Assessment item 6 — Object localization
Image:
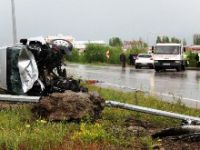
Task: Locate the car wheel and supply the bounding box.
[155,67,160,72]
[135,65,140,69]
[181,65,185,71]
[176,66,181,72]
[150,65,154,69]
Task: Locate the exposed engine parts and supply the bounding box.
[0,37,87,96]
[21,38,88,96]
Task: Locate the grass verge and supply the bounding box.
[0,85,200,149]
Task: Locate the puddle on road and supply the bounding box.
[66,64,200,108]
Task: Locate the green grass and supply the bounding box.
[0,106,80,150]
[87,85,200,126]
[1,85,200,149]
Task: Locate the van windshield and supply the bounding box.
[154,46,180,54]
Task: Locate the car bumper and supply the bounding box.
[154,60,182,69]
[135,63,154,67]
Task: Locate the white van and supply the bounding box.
[153,43,186,72]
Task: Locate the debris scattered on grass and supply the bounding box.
[152,125,200,142]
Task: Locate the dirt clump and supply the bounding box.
[161,139,200,150]
[31,90,105,121]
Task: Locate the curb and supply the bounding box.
[186,67,200,70]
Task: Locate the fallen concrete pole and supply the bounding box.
[181,125,200,132]
[106,101,200,124]
[0,94,40,103]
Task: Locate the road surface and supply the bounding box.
[66,64,200,108]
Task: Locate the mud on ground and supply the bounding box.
[123,117,200,150]
[31,90,105,121]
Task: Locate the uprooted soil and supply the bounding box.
[161,140,200,150]
[124,118,200,150]
[31,90,105,121]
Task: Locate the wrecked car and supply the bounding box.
[0,37,87,96]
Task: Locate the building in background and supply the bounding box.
[122,40,148,52]
[185,45,200,53]
[122,41,133,51]
[46,34,75,43]
[73,40,106,52]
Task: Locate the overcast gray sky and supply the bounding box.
[1,0,200,46]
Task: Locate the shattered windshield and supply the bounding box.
[154,46,180,54]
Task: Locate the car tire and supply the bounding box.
[155,67,160,72]
[181,65,185,71]
[135,65,140,69]
[176,66,181,72]
[150,65,154,69]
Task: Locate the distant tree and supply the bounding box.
[156,36,181,43]
[109,37,123,47]
[171,37,181,43]
[138,38,148,48]
[193,34,200,45]
[162,36,170,43]
[84,44,107,63]
[124,39,148,55]
[156,36,162,43]
[83,43,121,64]
[131,40,148,50]
[182,38,187,46]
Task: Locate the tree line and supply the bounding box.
[66,37,148,64]
[66,34,200,66]
[156,36,183,44]
[156,34,200,45]
[193,34,200,45]
[110,34,200,46]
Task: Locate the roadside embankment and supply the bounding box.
[1,85,200,149]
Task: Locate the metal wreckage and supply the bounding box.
[1,37,200,141]
[0,37,87,97]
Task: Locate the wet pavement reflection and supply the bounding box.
[66,64,200,107]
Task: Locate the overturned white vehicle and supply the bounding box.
[0,37,86,96]
[0,44,39,94]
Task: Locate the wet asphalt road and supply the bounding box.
[66,64,200,108]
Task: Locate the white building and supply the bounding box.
[46,34,75,43]
[73,40,106,52]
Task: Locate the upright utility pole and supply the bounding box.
[11,0,17,44]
